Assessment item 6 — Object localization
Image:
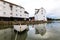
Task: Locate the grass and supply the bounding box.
[0,20,53,29]
[0,21,52,25]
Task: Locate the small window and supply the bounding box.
[3,2,5,4]
[16,14,18,16]
[43,16,45,17]
[20,11,22,12]
[10,5,12,10]
[20,15,22,16]
[4,12,6,14]
[10,13,12,15]
[16,10,17,11]
[41,10,43,12]
[3,6,5,8]
[41,13,43,14]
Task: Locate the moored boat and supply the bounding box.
[13,24,28,32]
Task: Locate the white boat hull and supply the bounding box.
[13,25,28,32]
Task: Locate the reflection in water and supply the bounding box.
[0,28,28,40]
[0,21,60,40]
[0,28,14,40]
[26,21,60,40]
[35,24,46,36]
[20,31,27,40]
[14,30,28,40]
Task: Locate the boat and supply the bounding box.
[13,24,28,32]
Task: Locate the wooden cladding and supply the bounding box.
[0,0,24,9]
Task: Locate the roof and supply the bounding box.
[35,7,46,15]
[0,0,24,9]
[35,9,40,15]
[24,11,29,14]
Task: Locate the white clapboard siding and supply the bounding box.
[0,11,4,17]
[35,7,47,21]
[0,1,4,5]
[25,14,29,18]
[16,7,21,17]
[20,8,25,18]
[12,6,17,17]
[0,1,29,19]
[3,4,11,17]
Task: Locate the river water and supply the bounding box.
[0,21,60,40]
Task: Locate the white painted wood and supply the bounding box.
[13,25,28,32]
[35,7,47,21]
[0,1,29,19]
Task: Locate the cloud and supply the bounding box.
[5,0,60,18]
[47,7,60,19]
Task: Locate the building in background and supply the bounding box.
[29,17,35,21]
[0,0,29,21]
[24,11,29,21]
[34,7,47,21]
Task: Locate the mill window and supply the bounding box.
[4,12,6,14]
[10,13,12,15]
[16,14,18,16]
[20,11,22,12]
[3,2,5,4]
[43,16,45,17]
[41,13,43,14]
[20,15,22,16]
[10,5,12,10]
[16,10,17,12]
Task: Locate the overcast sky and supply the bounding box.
[5,0,60,19]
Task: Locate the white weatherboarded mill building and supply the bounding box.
[35,7,47,21]
[0,0,29,21]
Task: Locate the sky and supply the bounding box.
[5,0,60,19]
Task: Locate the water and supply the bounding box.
[0,21,60,40]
